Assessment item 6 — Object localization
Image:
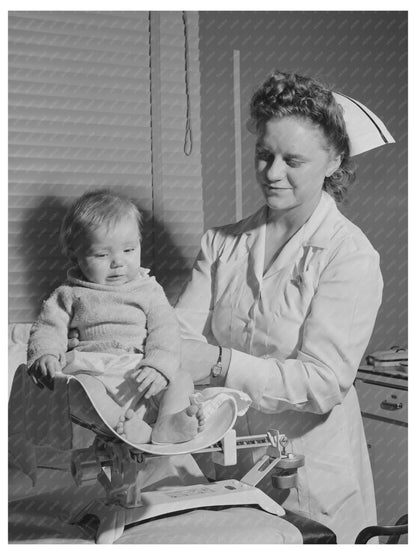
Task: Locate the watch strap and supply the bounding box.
[211,346,223,378]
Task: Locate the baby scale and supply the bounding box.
[70,427,305,543]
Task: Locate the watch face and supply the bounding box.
[211,363,222,377]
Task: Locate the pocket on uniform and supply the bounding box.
[271,266,315,319]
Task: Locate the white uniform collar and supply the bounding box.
[244,191,338,246]
[241,192,339,280]
[300,191,339,249]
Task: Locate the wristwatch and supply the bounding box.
[211,346,223,378]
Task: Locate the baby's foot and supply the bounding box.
[151,404,200,444]
[193,402,207,431]
[191,393,231,432]
[115,408,152,445]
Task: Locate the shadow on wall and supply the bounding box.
[150,217,193,305]
[21,194,188,314]
[21,196,70,307]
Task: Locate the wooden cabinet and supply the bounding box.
[355,368,408,541]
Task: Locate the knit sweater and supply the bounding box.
[27,268,180,382]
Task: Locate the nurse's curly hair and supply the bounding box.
[249,71,356,203]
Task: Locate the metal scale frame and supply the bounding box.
[70,428,305,543]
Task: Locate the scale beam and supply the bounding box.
[70,428,304,543]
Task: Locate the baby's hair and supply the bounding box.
[60,189,142,258]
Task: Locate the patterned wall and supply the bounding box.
[199,11,407,354]
[8,12,203,320]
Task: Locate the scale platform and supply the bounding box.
[72,479,285,543]
[70,429,302,543]
[137,479,285,521]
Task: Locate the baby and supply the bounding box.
[27,190,205,446]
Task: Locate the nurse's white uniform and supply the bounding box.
[176,191,383,543]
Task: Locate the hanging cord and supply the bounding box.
[182,11,193,156]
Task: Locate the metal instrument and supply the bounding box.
[70,428,304,543]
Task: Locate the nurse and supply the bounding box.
[176,70,392,543]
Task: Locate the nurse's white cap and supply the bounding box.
[332,92,395,156]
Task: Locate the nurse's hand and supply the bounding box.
[67,328,80,351]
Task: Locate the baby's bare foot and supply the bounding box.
[151,406,199,444]
[187,402,206,431]
[191,393,230,432]
[115,408,152,445]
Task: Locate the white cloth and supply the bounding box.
[191,386,252,416]
[64,350,144,407]
[176,191,383,543]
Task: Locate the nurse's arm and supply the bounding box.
[225,247,383,415]
[175,228,218,345]
[180,339,231,383]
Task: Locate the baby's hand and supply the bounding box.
[29,355,61,390]
[67,328,80,351]
[135,366,168,399]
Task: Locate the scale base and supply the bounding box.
[71,479,285,544]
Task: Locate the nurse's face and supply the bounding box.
[255,116,340,215]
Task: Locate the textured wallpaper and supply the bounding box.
[199,11,407,354]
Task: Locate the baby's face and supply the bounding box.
[75,217,141,286]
